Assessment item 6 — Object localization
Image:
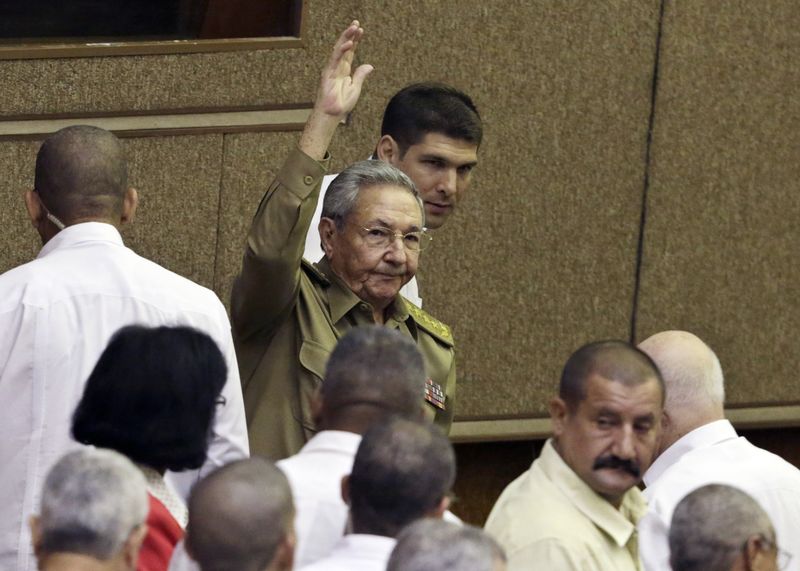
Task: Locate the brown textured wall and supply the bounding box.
[636,1,800,406]
[1,1,799,428]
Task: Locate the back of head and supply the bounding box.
[72,325,227,472]
[34,125,128,223]
[36,448,148,560]
[348,417,456,537]
[559,340,665,411]
[186,458,294,571]
[669,484,775,571]
[387,519,506,571]
[381,82,483,155]
[638,330,725,423]
[321,326,426,430]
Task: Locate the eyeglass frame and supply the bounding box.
[355,225,433,252]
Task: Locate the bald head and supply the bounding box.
[639,331,724,449]
[34,125,128,224]
[559,340,664,412]
[186,458,294,571]
[320,326,426,432]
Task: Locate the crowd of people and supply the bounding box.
[1,20,798,571]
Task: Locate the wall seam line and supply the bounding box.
[212,133,228,297]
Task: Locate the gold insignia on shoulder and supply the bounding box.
[406,303,453,345]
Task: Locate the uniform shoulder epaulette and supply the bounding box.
[405,301,454,346]
[301,259,330,286]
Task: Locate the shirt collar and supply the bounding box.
[643,419,737,487]
[314,257,410,325]
[336,534,396,560]
[538,438,646,548]
[37,222,124,259]
[299,430,362,457]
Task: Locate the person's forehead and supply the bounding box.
[579,373,662,416]
[408,132,479,164]
[352,184,422,226]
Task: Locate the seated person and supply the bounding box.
[30,448,149,571]
[184,458,295,571]
[72,325,228,571]
[387,519,506,571]
[669,484,785,571]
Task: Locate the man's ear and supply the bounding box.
[319,217,338,259]
[549,397,569,438]
[376,135,401,166]
[340,475,351,505]
[428,495,450,520]
[24,189,45,228]
[121,187,138,225]
[123,524,147,570]
[29,515,42,560]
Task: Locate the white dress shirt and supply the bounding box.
[299,534,396,571]
[0,223,248,571]
[277,430,362,568]
[303,173,422,307]
[639,419,800,571]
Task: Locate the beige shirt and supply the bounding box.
[485,439,647,571]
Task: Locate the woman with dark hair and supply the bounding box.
[72,324,227,571]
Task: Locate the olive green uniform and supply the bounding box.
[231,148,456,460]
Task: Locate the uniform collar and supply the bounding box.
[37,222,124,259]
[643,419,737,487]
[538,438,646,548]
[314,257,410,325]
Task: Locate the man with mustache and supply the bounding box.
[231,21,456,460]
[485,340,664,570]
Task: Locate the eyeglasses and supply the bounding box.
[358,226,433,252]
[744,535,792,570]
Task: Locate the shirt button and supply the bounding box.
[303,175,314,185]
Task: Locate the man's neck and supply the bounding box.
[40,552,120,571]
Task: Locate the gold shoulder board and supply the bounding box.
[405,301,454,346]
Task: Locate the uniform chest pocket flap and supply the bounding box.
[299,339,331,383]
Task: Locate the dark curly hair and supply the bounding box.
[72,325,227,472]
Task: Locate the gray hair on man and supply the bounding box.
[322,159,424,229]
[387,519,507,571]
[669,484,777,571]
[32,448,148,560]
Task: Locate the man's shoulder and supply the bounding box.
[404,302,454,346]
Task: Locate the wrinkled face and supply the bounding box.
[388,133,478,230]
[551,373,662,506]
[325,184,422,310]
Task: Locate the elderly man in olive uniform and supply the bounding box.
[231,22,456,460]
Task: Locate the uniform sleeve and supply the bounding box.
[230,148,329,340]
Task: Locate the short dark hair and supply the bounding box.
[348,418,456,537]
[560,340,664,411]
[72,325,227,472]
[381,83,482,155]
[186,458,294,571]
[323,326,426,421]
[34,125,128,222]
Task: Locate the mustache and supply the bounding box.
[592,455,641,478]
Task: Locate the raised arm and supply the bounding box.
[231,21,372,339]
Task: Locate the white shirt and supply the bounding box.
[303,173,422,307]
[299,534,396,571]
[277,430,362,568]
[0,223,248,571]
[639,420,800,571]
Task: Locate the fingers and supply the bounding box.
[351,63,374,91]
[327,21,362,70]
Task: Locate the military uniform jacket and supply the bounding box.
[231,148,456,460]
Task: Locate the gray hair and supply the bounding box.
[669,484,775,571]
[38,448,148,559]
[322,160,424,230]
[387,519,506,571]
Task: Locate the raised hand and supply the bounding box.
[300,20,374,160]
[315,20,374,118]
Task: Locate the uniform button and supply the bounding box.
[303,175,314,185]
